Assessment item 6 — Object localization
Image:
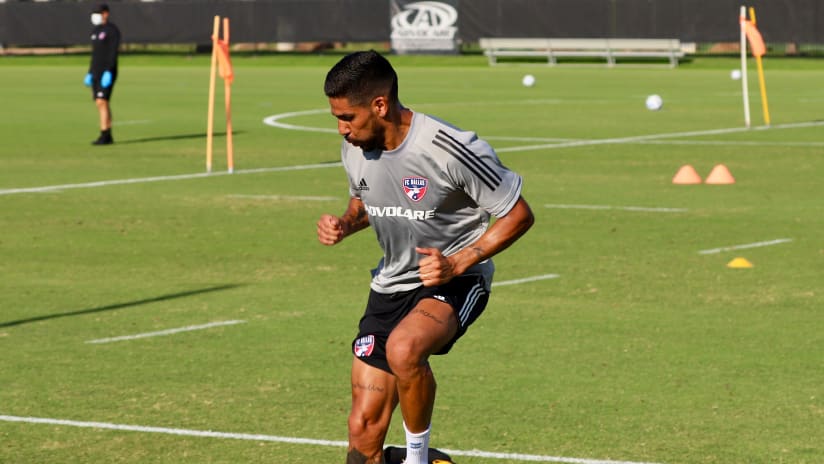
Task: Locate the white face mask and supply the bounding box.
[91,13,104,26]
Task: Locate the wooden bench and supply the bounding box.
[479,38,685,67]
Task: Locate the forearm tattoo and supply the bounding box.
[470,246,485,261]
[343,204,369,233]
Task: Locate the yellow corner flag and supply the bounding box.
[747,7,770,126]
[737,6,770,127]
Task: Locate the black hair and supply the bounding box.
[323,50,398,107]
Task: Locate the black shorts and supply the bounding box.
[91,82,115,101]
[351,274,490,374]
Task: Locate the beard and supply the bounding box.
[347,127,385,153]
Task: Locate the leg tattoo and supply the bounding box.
[346,448,383,464]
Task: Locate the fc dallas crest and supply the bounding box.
[402,176,428,202]
[354,335,375,358]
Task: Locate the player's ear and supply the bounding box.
[372,96,388,117]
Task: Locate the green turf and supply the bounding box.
[1,53,822,464]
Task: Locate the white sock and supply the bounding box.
[403,422,430,464]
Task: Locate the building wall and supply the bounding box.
[0,0,820,47]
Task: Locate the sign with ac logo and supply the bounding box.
[390,1,458,54]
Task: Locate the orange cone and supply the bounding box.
[705,164,735,184]
[672,164,702,184]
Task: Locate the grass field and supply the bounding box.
[1,52,823,464]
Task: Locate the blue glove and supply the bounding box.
[101,70,113,89]
[84,72,93,87]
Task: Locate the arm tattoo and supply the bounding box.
[353,205,368,227]
[470,246,485,261]
[342,204,369,234]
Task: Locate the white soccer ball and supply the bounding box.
[522,74,536,87]
[730,69,742,80]
[645,94,663,111]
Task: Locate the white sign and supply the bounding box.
[391,1,458,53]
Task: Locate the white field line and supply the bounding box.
[84,279,550,337]
[4,118,821,198]
[263,110,824,154]
[413,98,570,108]
[0,415,347,447]
[442,448,662,464]
[493,274,560,287]
[0,163,342,196]
[0,415,662,464]
[262,109,338,134]
[638,140,824,147]
[85,320,246,344]
[261,101,575,134]
[495,120,824,153]
[113,119,151,126]
[698,238,793,255]
[227,194,338,201]
[545,204,687,213]
[485,136,578,143]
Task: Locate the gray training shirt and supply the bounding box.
[341,111,523,294]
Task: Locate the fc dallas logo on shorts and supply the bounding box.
[402,177,428,202]
[354,335,375,357]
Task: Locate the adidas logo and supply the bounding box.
[356,178,370,191]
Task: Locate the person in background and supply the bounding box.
[84,3,120,145]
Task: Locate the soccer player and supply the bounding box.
[317,50,535,464]
[84,3,120,145]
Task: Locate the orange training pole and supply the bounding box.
[206,16,220,173]
[223,17,234,173]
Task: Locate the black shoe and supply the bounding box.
[384,446,455,464]
[92,129,114,145]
